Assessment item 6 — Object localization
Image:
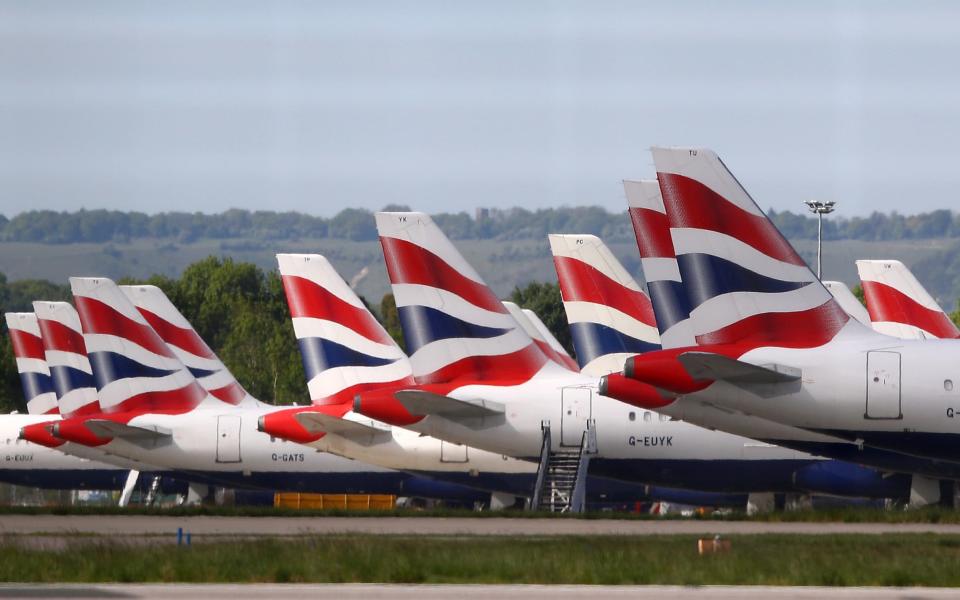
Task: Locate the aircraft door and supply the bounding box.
[440,440,468,463]
[561,387,592,447]
[865,351,902,419]
[216,415,242,463]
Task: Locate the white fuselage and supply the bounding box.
[663,321,960,465]
[390,365,819,480]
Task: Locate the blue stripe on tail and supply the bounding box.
[677,253,812,311]
[569,321,660,368]
[87,351,178,390]
[49,365,94,397]
[398,305,511,353]
[297,337,398,381]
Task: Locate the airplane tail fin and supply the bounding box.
[856,259,959,339]
[822,281,871,326]
[70,277,206,415]
[375,212,547,384]
[120,284,255,406]
[520,308,579,372]
[624,179,696,348]
[277,253,415,405]
[4,312,59,415]
[650,147,850,349]
[501,301,578,372]
[32,301,99,417]
[548,234,661,376]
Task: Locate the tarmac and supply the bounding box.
[1,515,960,538]
[0,584,957,599]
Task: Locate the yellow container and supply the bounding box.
[274,492,395,511]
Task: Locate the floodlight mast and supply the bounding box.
[803,200,836,279]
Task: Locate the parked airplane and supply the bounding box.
[351,211,909,503]
[4,311,163,495]
[607,177,960,505]
[548,232,914,502]
[618,147,960,468]
[857,260,960,340]
[36,277,487,500]
[258,254,742,507]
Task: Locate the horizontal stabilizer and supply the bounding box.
[678,352,801,385]
[394,390,505,421]
[294,412,392,446]
[83,420,172,442]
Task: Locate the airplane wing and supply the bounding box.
[678,352,801,385]
[394,390,505,422]
[294,412,392,446]
[83,420,172,448]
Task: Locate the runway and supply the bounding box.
[0,584,957,600]
[1,515,960,537]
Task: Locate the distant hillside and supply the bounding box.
[1,206,958,244]
[1,206,959,310]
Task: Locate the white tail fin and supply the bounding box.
[856,259,959,339]
[32,301,99,417]
[4,312,59,415]
[375,211,548,384]
[277,253,415,404]
[548,233,660,376]
[120,285,256,406]
[650,147,850,350]
[821,281,871,326]
[70,277,207,415]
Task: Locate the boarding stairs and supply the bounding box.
[531,420,597,513]
[143,475,162,506]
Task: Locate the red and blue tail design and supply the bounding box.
[651,148,849,350]
[5,312,59,415]
[502,301,578,372]
[120,285,255,406]
[277,253,414,405]
[624,179,696,349]
[375,212,548,384]
[857,260,960,340]
[32,301,99,417]
[548,234,661,376]
[71,277,206,415]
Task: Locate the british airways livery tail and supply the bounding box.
[520,308,579,372]
[277,253,415,405]
[856,260,960,340]
[375,212,548,384]
[624,179,696,349]
[32,301,99,417]
[548,234,660,376]
[5,313,59,415]
[651,147,850,350]
[501,301,578,372]
[70,277,207,416]
[120,285,257,407]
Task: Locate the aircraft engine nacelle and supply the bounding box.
[792,461,911,501]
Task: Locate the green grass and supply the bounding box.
[1,534,960,585]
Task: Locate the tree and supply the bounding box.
[379,293,405,350]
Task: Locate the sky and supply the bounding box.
[2,1,960,218]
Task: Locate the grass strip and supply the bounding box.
[0,534,959,586]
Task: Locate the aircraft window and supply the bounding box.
[946,380,954,392]
[628,412,636,422]
[643,412,652,423]
[659,413,669,422]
